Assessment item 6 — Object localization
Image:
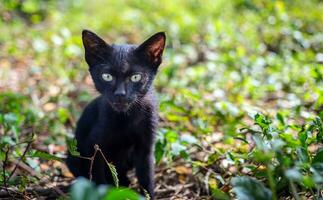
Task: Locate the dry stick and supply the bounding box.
[10,160,40,178]
[78,144,118,187]
[7,139,33,181]
[88,145,99,182]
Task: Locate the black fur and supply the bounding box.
[66,30,166,199]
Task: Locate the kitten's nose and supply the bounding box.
[114,83,126,96]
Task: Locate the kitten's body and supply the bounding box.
[66,30,166,199]
[67,91,157,194]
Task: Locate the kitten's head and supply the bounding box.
[82,30,166,112]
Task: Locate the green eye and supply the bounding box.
[102,73,113,81]
[130,74,142,82]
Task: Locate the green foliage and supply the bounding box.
[67,140,119,188]
[66,137,80,156]
[70,178,141,200]
[31,150,63,162]
[0,92,67,192]
[211,188,230,200]
[105,187,141,200]
[234,113,323,199]
[232,176,272,200]
[155,128,198,163]
[106,161,119,188]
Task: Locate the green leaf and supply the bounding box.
[0,150,5,161]
[57,107,70,123]
[231,176,272,200]
[104,188,141,200]
[310,117,323,142]
[284,168,302,181]
[313,148,323,164]
[32,150,63,162]
[171,142,186,156]
[311,163,323,184]
[212,188,230,200]
[107,162,119,188]
[180,134,197,144]
[154,140,165,164]
[70,177,108,200]
[296,147,309,163]
[298,130,307,147]
[301,175,315,188]
[254,113,271,131]
[280,133,301,148]
[276,112,285,126]
[165,129,178,143]
[66,137,80,156]
[155,130,166,163]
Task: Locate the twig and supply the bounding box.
[96,145,108,166]
[8,138,34,148]
[10,160,40,179]
[7,138,33,181]
[2,147,10,193]
[88,145,99,181]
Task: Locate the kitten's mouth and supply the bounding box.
[112,102,130,112]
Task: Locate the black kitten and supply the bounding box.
[66,30,166,199]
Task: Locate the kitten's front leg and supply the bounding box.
[134,146,155,199]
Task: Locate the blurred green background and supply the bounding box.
[0,0,322,199]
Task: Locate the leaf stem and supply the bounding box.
[289,180,300,200]
[266,164,277,200]
[7,134,33,182]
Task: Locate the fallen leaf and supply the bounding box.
[175,166,192,175]
[43,103,56,112]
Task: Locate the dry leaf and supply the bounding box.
[43,103,56,111]
[175,166,192,175]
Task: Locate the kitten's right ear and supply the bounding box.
[82,30,112,66]
[82,30,110,52]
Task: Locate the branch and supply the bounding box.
[7,137,33,181]
[88,145,99,181]
[75,144,118,187]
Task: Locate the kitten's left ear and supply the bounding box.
[136,32,166,66]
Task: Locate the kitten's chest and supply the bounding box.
[101,115,146,147]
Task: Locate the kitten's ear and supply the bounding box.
[82,30,111,66]
[136,32,166,66]
[82,29,109,51]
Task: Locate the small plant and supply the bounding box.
[70,177,141,200]
[0,92,63,196]
[66,139,143,199]
[232,113,323,199]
